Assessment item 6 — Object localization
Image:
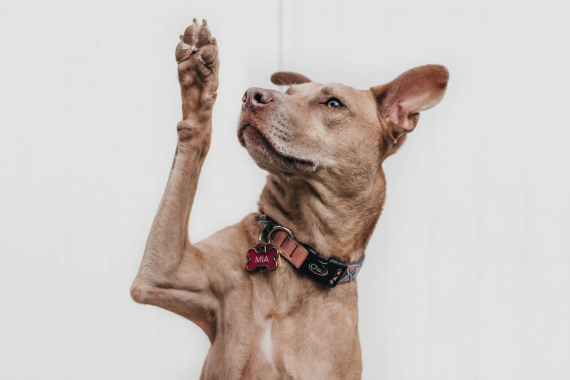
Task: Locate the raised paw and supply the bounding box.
[175,19,219,90]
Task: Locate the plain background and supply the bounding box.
[1,0,570,379]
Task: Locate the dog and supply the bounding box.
[131,19,449,379]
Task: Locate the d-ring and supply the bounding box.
[267,226,293,244]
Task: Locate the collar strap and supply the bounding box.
[260,215,365,288]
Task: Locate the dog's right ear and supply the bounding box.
[271,72,312,86]
[370,65,449,144]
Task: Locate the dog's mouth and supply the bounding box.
[238,122,315,170]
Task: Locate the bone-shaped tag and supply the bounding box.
[245,243,279,272]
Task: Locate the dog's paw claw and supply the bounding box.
[176,18,214,64]
[181,19,199,46]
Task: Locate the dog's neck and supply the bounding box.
[258,171,386,263]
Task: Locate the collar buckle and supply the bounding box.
[298,245,346,288]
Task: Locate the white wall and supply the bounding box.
[1,0,569,379]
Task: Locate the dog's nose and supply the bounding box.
[242,87,274,111]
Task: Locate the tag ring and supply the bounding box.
[258,234,269,245]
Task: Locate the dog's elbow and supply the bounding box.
[130,280,151,305]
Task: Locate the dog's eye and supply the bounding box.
[326,98,342,108]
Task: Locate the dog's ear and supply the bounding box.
[370,65,449,143]
[271,72,312,86]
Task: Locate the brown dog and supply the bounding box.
[131,19,448,379]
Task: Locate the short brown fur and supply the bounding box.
[131,20,449,379]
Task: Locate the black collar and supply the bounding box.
[259,215,365,287]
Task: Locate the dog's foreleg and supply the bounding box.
[130,20,220,341]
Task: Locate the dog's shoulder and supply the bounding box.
[192,212,260,286]
[195,212,260,253]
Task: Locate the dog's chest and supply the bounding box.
[203,272,361,379]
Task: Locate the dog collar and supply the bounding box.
[246,214,365,288]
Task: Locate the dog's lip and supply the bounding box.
[238,121,315,169]
[237,121,252,148]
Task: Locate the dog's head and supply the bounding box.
[238,65,448,188]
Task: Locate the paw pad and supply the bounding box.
[175,18,216,65]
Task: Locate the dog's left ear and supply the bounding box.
[370,65,449,143]
[271,72,312,86]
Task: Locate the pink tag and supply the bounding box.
[245,243,279,271]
